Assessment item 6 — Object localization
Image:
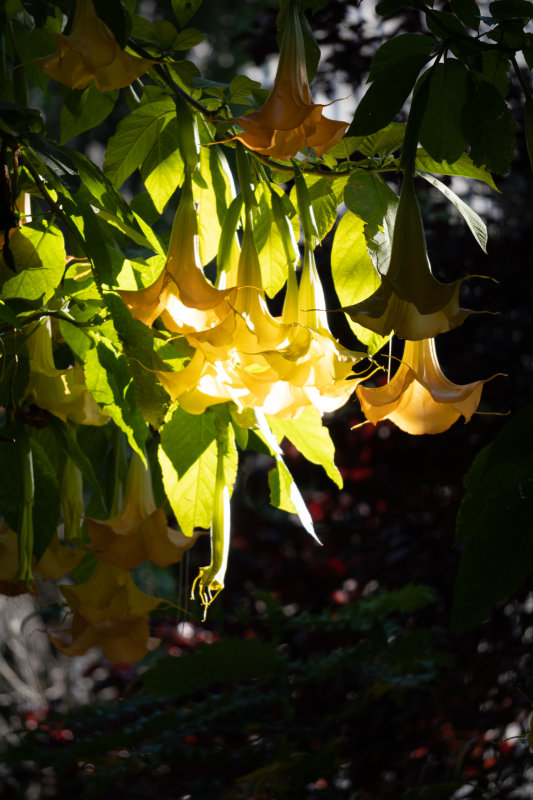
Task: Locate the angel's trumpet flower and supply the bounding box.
[50,562,161,662]
[24,319,108,426]
[230,0,347,161]
[35,0,154,91]
[356,337,495,435]
[87,451,203,570]
[120,175,237,337]
[342,175,475,340]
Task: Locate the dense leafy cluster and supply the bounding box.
[0,0,532,664]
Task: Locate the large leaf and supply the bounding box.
[60,85,118,144]
[254,184,298,298]
[418,172,488,251]
[462,80,516,174]
[140,116,185,213]
[26,133,81,194]
[419,59,469,164]
[350,53,432,136]
[368,33,435,80]
[344,171,399,276]
[452,405,533,633]
[414,150,499,190]
[192,145,233,266]
[267,407,342,488]
[141,637,284,698]
[159,405,237,536]
[331,210,387,354]
[103,98,175,188]
[1,223,66,304]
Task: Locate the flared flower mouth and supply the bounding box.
[356,337,497,435]
[24,319,109,426]
[228,0,347,161]
[35,0,154,91]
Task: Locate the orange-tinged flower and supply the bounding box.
[24,319,109,426]
[120,176,238,335]
[86,452,203,570]
[230,0,348,161]
[343,175,474,340]
[51,561,161,662]
[35,0,155,91]
[356,337,493,435]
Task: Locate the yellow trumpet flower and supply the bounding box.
[230,0,347,161]
[51,562,161,662]
[356,337,493,435]
[86,451,203,570]
[35,0,154,91]
[24,319,108,426]
[120,176,237,335]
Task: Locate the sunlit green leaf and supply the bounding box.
[1,223,66,304]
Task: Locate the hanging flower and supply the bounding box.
[86,451,204,570]
[35,0,154,91]
[50,562,161,662]
[24,319,109,426]
[356,337,495,435]
[229,0,347,161]
[120,175,238,336]
[342,174,475,340]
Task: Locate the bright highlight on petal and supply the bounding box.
[35,0,154,91]
[24,319,109,426]
[230,0,348,161]
[356,337,494,435]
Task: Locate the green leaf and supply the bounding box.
[174,27,205,49]
[60,85,118,144]
[84,338,147,459]
[28,436,61,561]
[414,150,499,190]
[451,0,481,29]
[47,417,100,489]
[418,172,488,251]
[141,637,284,698]
[350,54,431,136]
[171,0,203,27]
[357,122,406,157]
[254,411,319,543]
[140,116,185,213]
[0,332,29,411]
[267,407,342,488]
[344,171,399,276]
[462,80,516,174]
[192,144,233,266]
[489,0,533,19]
[25,133,81,194]
[1,223,66,304]
[369,34,435,81]
[158,406,218,536]
[331,210,387,354]
[452,405,533,632]
[103,98,175,188]
[419,60,469,164]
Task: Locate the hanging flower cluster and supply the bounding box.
[0,0,503,662]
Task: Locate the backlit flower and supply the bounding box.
[24,319,109,426]
[35,531,85,581]
[35,0,154,91]
[356,337,493,434]
[120,175,237,335]
[51,562,161,662]
[343,175,474,340]
[230,0,348,161]
[87,451,203,570]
